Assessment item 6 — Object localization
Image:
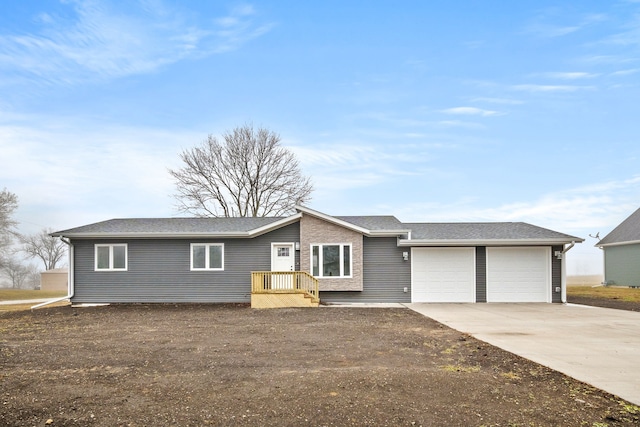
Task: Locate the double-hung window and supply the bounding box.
[191,243,224,271]
[311,244,352,278]
[95,244,127,271]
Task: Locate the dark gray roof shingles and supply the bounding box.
[335,215,406,231]
[597,207,640,245]
[53,217,287,235]
[52,215,581,243]
[404,222,581,241]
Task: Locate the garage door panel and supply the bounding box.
[412,247,475,303]
[487,247,550,303]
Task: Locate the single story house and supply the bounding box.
[51,205,583,306]
[597,207,640,287]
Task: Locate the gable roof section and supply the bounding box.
[51,214,301,239]
[597,207,640,247]
[400,222,583,246]
[295,205,410,237]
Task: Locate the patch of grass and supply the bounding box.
[441,364,480,373]
[500,372,521,380]
[621,402,640,414]
[0,289,67,301]
[0,301,69,313]
[567,286,640,303]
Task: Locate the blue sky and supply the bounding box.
[2,0,640,275]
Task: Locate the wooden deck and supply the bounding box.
[251,271,319,308]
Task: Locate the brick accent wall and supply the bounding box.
[300,214,363,291]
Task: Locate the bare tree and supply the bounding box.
[21,228,67,271]
[2,257,31,289]
[169,124,313,217]
[0,189,18,268]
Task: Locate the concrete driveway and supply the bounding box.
[406,303,640,406]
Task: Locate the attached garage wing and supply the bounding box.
[486,247,551,303]
[411,247,475,303]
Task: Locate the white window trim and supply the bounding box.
[310,243,353,278]
[190,243,225,271]
[94,244,128,271]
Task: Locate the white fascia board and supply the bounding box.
[295,205,370,234]
[398,238,582,247]
[597,239,640,248]
[56,232,253,239]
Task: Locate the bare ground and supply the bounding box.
[1,304,639,427]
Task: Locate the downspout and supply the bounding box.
[560,241,576,304]
[31,237,74,310]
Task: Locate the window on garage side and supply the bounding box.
[191,243,224,271]
[95,244,127,271]
[311,244,352,278]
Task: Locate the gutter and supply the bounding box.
[559,241,576,304]
[32,237,74,310]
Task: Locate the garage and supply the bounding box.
[411,247,475,302]
[486,247,550,302]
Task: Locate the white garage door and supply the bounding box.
[486,247,550,302]
[412,247,475,303]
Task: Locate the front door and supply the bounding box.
[271,243,295,289]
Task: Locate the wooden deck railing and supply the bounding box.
[251,271,319,303]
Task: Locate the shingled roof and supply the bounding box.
[597,207,640,246]
[396,221,582,246]
[335,215,406,231]
[51,208,582,245]
[51,217,294,238]
[405,222,580,241]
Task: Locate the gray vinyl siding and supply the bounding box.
[70,223,300,303]
[475,247,487,302]
[604,243,640,288]
[551,245,562,303]
[320,237,411,303]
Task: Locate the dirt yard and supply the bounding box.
[1,305,638,427]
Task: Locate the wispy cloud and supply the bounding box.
[471,97,525,105]
[396,176,640,233]
[524,12,607,38]
[536,72,600,79]
[440,107,501,117]
[610,68,640,76]
[0,1,274,85]
[287,141,449,195]
[511,84,595,93]
[0,117,204,230]
[435,120,485,129]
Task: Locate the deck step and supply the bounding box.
[251,292,319,308]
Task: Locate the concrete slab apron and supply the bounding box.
[405,303,640,406]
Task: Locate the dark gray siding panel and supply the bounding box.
[320,237,411,303]
[604,244,640,287]
[475,246,487,302]
[71,223,300,303]
[551,245,562,303]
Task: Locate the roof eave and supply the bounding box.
[367,229,412,237]
[295,205,371,234]
[398,238,583,247]
[51,231,254,239]
[597,239,640,248]
[246,213,302,237]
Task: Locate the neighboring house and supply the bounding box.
[597,207,640,287]
[40,268,68,292]
[50,205,583,306]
